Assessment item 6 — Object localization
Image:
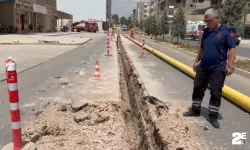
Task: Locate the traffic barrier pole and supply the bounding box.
[124,34,250,113]
[105,33,112,56]
[139,39,145,58]
[7,61,22,150]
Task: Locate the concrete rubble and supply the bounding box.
[22,100,132,150]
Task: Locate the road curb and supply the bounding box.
[47,32,82,36]
[0,38,92,82]
[124,34,250,113]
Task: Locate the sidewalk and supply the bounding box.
[121,36,250,150]
[240,39,250,48]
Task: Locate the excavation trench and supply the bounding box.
[117,34,168,150]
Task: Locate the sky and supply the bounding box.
[57,0,149,21]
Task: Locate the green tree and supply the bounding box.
[120,16,127,25]
[160,11,169,40]
[112,14,119,24]
[150,16,160,39]
[144,18,151,35]
[119,16,133,29]
[127,16,133,29]
[135,20,140,28]
[221,0,248,36]
[139,21,143,31]
[171,6,186,44]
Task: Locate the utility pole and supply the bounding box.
[106,0,111,28]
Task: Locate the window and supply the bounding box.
[176,0,181,3]
[211,0,218,5]
[160,2,165,11]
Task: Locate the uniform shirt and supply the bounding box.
[200,24,236,70]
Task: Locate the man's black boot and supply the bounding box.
[210,115,220,129]
[183,109,200,117]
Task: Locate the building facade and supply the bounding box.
[153,0,250,37]
[155,0,245,22]
[149,0,157,17]
[0,0,73,34]
[136,2,150,23]
[132,8,137,23]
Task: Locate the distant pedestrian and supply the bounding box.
[37,22,41,32]
[183,8,236,129]
[130,27,134,39]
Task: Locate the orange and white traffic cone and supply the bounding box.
[91,60,103,80]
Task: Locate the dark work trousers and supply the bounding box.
[192,67,226,117]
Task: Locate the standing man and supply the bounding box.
[183,8,236,129]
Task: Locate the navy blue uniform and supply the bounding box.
[192,24,236,117]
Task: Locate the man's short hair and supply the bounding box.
[204,8,219,17]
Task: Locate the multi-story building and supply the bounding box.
[149,0,157,17]
[156,0,212,22]
[136,2,150,23]
[154,0,250,37]
[132,8,137,23]
[0,0,73,33]
[192,0,250,37]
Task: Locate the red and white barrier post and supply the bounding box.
[139,39,145,58]
[2,59,36,150]
[105,32,112,56]
[7,61,21,149]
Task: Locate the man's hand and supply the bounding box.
[193,61,199,72]
[226,66,234,76]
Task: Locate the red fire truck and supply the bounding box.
[85,21,98,32]
[71,20,98,32]
[71,20,86,32]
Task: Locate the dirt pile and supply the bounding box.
[154,101,202,150]
[22,100,132,150]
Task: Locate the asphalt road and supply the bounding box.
[152,34,250,59]
[0,33,106,148]
[130,35,250,150]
